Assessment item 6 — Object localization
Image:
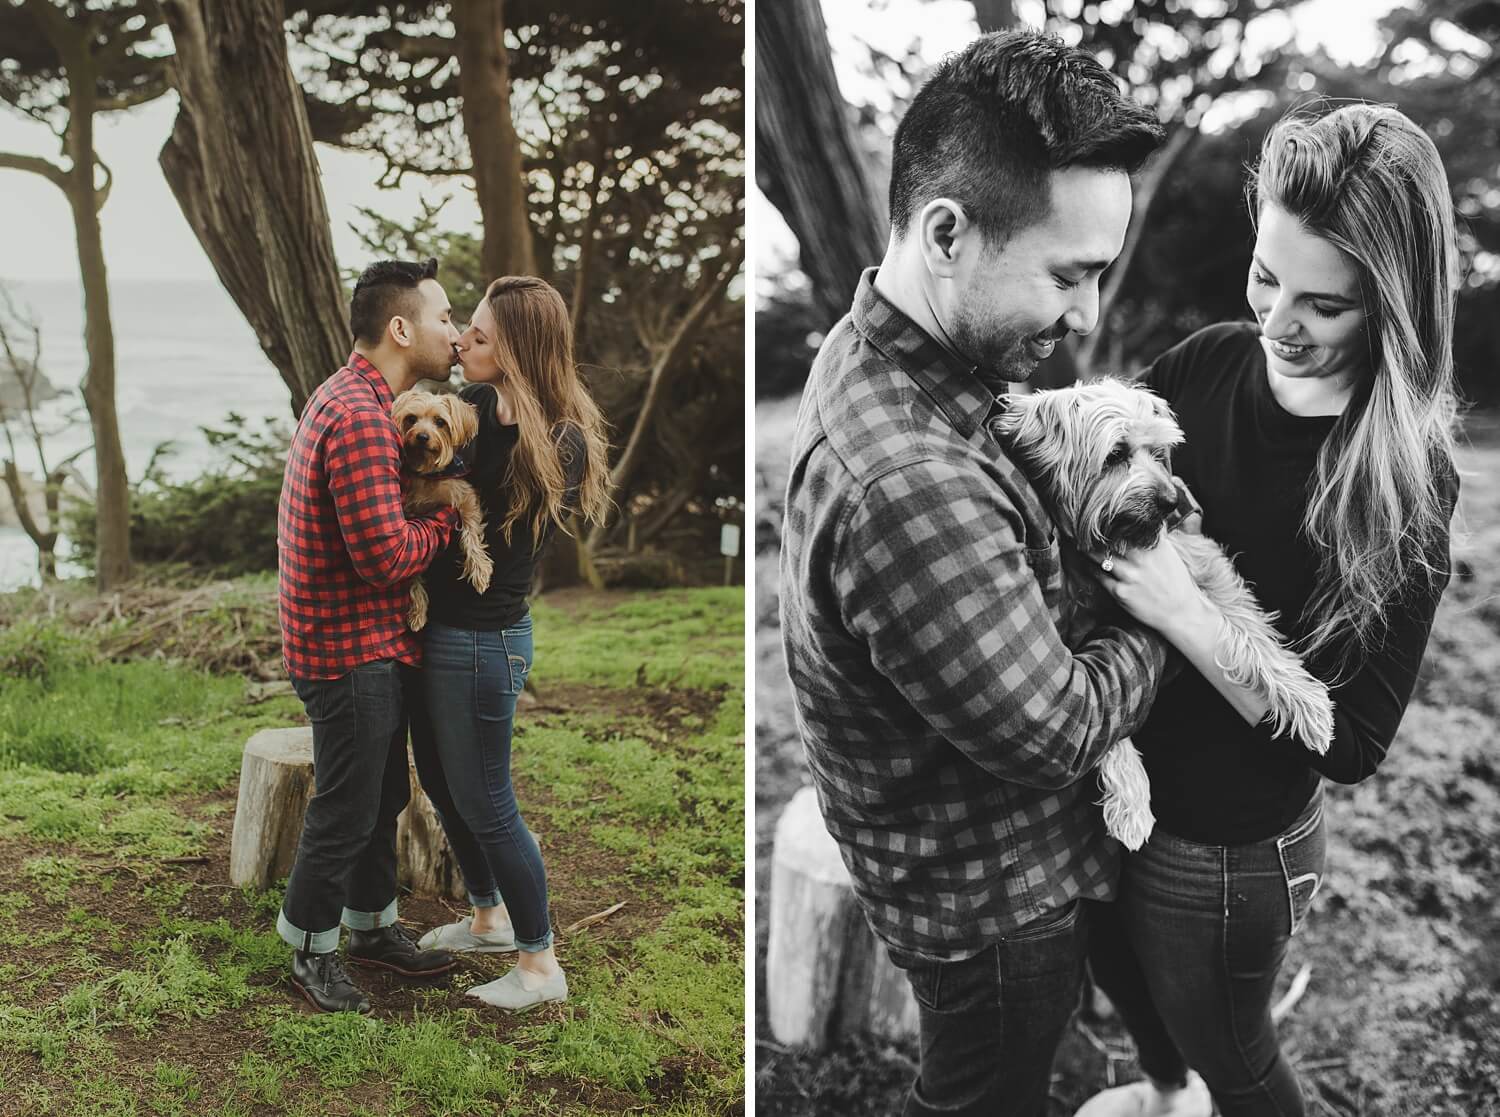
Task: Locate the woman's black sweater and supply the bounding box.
[1136,322,1456,844]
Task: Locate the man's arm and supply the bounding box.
[325,404,458,588]
[836,457,1167,789]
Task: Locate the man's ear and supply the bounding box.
[917,197,970,279]
[387,314,413,349]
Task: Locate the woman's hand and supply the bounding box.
[1096,530,1270,728]
[1093,530,1208,638]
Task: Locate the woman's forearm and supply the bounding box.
[1159,592,1272,728]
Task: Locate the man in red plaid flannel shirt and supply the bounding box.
[780,33,1177,1117]
[275,257,463,1013]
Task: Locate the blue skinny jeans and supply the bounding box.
[1089,785,1327,1117]
[408,614,553,951]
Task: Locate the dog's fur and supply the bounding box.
[994,378,1334,849]
[393,390,492,630]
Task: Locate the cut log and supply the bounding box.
[228,727,467,901]
[228,728,316,889]
[766,785,919,1049]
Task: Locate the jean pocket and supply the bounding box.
[1276,796,1327,936]
[505,654,530,696]
[349,659,398,698]
[903,947,1003,1015]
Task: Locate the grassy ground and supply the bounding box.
[0,583,745,1117]
[754,396,1500,1117]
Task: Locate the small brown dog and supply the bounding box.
[995,378,1334,849]
[392,390,492,630]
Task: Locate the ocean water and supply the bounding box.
[0,277,294,590]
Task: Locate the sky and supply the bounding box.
[0,91,483,284]
[755,0,1410,288]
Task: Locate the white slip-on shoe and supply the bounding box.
[417,915,517,953]
[1074,1070,1212,1117]
[465,965,568,1012]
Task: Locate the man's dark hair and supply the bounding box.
[349,257,440,345]
[889,30,1165,244]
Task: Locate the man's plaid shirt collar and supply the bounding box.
[346,351,396,413]
[848,267,1000,439]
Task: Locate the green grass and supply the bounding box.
[0,583,745,1115]
[532,587,743,690]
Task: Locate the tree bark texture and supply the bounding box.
[159,0,351,416]
[756,0,887,330]
[453,0,538,279]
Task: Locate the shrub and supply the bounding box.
[0,618,94,685]
[69,414,288,576]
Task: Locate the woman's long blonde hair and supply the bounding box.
[480,276,611,546]
[1250,104,1459,675]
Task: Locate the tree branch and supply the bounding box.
[0,150,69,190]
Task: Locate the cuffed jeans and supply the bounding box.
[409,614,553,952]
[277,659,412,953]
[1089,786,1327,1117]
[888,898,1089,1117]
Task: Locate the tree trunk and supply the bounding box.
[767,787,919,1049]
[589,241,743,546]
[63,53,131,590]
[971,0,1019,33]
[158,0,351,416]
[1073,125,1197,378]
[756,0,887,330]
[453,0,537,279]
[536,520,604,593]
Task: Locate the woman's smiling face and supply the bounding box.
[1246,203,1369,394]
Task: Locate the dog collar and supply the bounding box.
[404,442,475,480]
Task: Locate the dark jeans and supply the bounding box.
[278,659,413,953]
[890,899,1089,1117]
[1089,786,1327,1117]
[409,614,553,951]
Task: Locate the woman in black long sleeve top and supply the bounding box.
[407,276,610,1012]
[1076,105,1460,1117]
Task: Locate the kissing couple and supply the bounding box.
[274,259,610,1015]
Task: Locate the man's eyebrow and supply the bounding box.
[1252,256,1359,303]
[1058,259,1113,274]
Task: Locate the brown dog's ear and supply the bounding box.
[445,393,479,445]
[391,391,421,427]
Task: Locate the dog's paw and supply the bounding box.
[464,550,494,594]
[1098,741,1156,851]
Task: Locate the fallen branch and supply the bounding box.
[561,900,626,936]
[160,855,210,865]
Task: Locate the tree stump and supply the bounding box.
[396,765,466,902]
[228,726,466,901]
[229,728,316,889]
[766,785,919,1050]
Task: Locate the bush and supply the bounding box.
[0,618,94,685]
[69,414,287,576]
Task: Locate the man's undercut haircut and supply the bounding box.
[889,30,1165,245]
[349,257,441,345]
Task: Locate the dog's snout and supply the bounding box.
[414,432,429,445]
[1155,484,1178,511]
